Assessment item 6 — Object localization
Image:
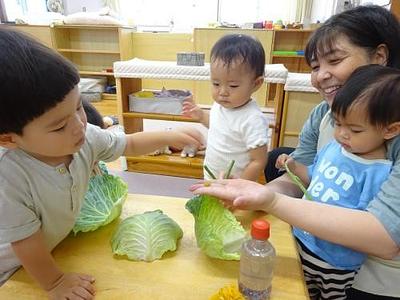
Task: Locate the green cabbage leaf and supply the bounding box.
[73,174,128,234]
[110,210,183,262]
[186,195,246,260]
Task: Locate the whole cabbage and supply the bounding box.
[73,174,128,234]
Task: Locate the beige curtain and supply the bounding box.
[296,0,314,24]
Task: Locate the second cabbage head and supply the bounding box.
[73,174,128,234]
[186,194,246,260]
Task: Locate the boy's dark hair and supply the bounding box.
[210,34,265,77]
[305,5,400,68]
[82,99,105,128]
[0,28,80,135]
[332,65,400,127]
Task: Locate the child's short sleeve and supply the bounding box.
[0,176,40,244]
[85,124,127,163]
[241,112,269,150]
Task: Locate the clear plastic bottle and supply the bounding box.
[239,219,276,300]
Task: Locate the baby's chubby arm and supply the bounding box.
[11,229,95,299]
[182,95,209,127]
[240,145,268,181]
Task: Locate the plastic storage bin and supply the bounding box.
[128,89,191,115]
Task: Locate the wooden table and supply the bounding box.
[0,194,309,300]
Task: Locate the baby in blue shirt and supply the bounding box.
[278,65,400,298]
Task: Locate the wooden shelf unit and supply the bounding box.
[270,29,313,72]
[79,71,115,76]
[116,76,205,178]
[51,25,135,89]
[6,25,54,48]
[57,49,121,54]
[268,29,314,104]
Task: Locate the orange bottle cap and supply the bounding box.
[251,219,270,240]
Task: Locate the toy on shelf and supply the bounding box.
[285,22,303,29]
[273,20,284,30]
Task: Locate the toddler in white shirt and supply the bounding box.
[183,34,269,181]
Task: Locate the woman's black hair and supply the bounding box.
[305,5,400,68]
[210,34,265,77]
[0,27,80,134]
[332,65,400,127]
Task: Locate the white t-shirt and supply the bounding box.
[204,100,269,179]
[0,124,126,284]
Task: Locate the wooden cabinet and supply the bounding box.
[51,25,135,78]
[392,0,400,21]
[114,60,208,178]
[270,29,313,73]
[279,90,321,147]
[268,29,313,106]
[5,24,54,49]
[278,73,321,147]
[51,25,135,114]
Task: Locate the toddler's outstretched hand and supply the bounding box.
[182,96,204,121]
[47,272,95,300]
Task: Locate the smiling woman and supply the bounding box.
[190,5,400,300]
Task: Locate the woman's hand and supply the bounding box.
[190,178,276,212]
[47,273,95,300]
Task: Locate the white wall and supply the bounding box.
[63,0,103,14]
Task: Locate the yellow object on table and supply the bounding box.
[0,194,309,300]
[210,284,244,300]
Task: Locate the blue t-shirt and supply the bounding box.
[293,141,392,270]
[291,101,400,247]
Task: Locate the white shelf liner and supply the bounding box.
[114,58,288,83]
[284,72,319,92]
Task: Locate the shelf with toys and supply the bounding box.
[267,28,314,107]
[114,58,288,178]
[270,29,313,73]
[114,58,210,178]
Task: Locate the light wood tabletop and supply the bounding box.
[0,194,309,300]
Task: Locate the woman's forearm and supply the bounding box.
[266,173,304,197]
[270,193,399,259]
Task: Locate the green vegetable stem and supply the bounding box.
[284,161,313,201]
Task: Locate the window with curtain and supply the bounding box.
[118,0,300,32]
[3,0,47,22]
[219,0,298,24]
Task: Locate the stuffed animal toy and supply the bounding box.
[47,0,64,14]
